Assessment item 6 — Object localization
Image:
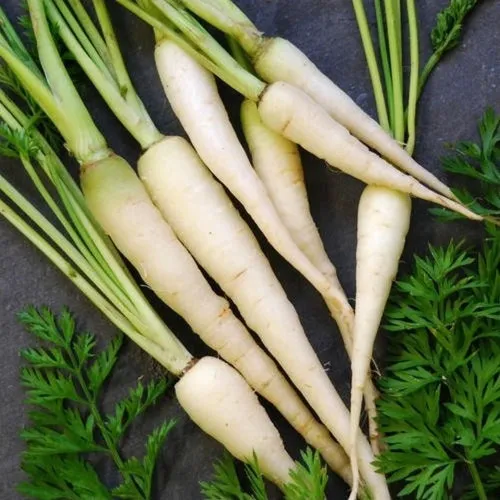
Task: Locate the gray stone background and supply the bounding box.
[0,0,498,498]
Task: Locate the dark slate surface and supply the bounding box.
[0,1,499,499]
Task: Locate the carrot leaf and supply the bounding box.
[376,229,500,499]
[283,449,329,500]
[112,421,175,499]
[201,449,328,500]
[200,452,248,499]
[430,0,478,55]
[432,108,500,220]
[419,0,479,96]
[18,307,173,500]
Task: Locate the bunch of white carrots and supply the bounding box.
[0,0,488,498]
[0,4,313,490]
[112,0,484,495]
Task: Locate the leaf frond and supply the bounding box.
[378,221,500,498]
[18,307,172,499]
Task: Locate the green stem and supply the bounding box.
[56,183,136,291]
[43,160,184,351]
[0,8,44,81]
[0,166,134,318]
[0,89,128,294]
[0,88,87,212]
[418,1,479,100]
[0,173,191,373]
[393,0,402,68]
[0,192,136,338]
[91,0,145,112]
[48,164,128,291]
[52,0,113,78]
[405,0,419,155]
[92,0,164,140]
[40,157,151,325]
[418,51,441,99]
[66,0,112,68]
[0,99,125,289]
[27,0,107,162]
[117,0,222,74]
[351,0,390,131]
[467,459,487,500]
[384,0,404,142]
[151,0,265,99]
[374,0,393,133]
[44,0,162,149]
[226,35,254,74]
[34,164,138,315]
[26,140,135,298]
[179,0,263,57]
[21,156,97,269]
[0,16,192,374]
[0,89,190,374]
[116,0,265,100]
[0,41,69,135]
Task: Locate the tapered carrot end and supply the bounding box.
[348,489,359,500]
[442,197,484,221]
[348,468,360,500]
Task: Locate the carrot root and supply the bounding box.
[350,186,412,498]
[176,356,296,487]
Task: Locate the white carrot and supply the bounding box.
[138,135,389,499]
[257,82,481,220]
[349,187,412,499]
[176,356,296,487]
[177,0,455,199]
[81,151,350,481]
[154,39,355,343]
[241,97,382,458]
[240,98,338,284]
[346,2,419,494]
